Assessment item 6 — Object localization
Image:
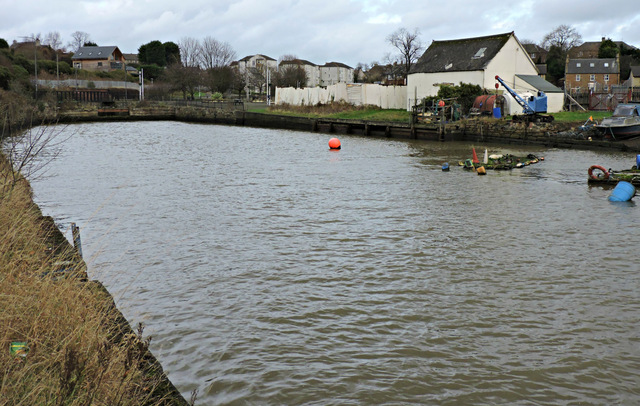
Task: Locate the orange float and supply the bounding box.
[328,138,341,149]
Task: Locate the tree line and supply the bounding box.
[2,25,639,100]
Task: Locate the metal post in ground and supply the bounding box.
[71,223,83,258]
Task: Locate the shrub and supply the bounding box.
[0,66,10,90]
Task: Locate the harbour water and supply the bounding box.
[29,121,640,404]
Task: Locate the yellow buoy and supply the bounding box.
[477,166,486,175]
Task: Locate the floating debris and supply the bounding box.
[460,152,543,171]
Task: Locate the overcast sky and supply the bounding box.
[1,0,639,67]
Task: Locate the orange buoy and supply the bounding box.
[328,138,341,149]
[477,166,486,175]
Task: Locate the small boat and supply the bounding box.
[595,103,640,140]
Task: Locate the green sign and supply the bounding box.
[10,342,28,357]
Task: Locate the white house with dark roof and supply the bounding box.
[233,54,278,74]
[406,32,538,108]
[72,46,125,71]
[320,62,354,86]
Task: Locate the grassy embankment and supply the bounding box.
[0,90,188,405]
[250,103,611,124]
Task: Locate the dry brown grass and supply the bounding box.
[0,145,187,404]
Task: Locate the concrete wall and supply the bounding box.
[275,83,407,109]
[37,79,133,89]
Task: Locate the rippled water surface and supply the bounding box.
[30,121,640,404]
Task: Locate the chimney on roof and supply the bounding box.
[602,37,605,42]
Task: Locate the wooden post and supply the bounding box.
[71,223,83,258]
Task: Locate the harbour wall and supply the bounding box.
[56,105,640,152]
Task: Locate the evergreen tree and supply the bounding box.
[598,38,618,58]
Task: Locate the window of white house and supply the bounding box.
[576,62,581,67]
[604,74,610,81]
[590,63,595,67]
[576,74,581,81]
[590,74,595,81]
[604,62,609,67]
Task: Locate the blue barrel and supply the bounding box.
[636,154,640,168]
[608,181,636,202]
[493,107,501,119]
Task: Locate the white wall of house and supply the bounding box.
[275,83,406,109]
[237,55,277,73]
[485,37,538,87]
[406,71,484,107]
[320,66,354,86]
[304,64,321,87]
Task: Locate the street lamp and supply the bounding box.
[34,38,38,98]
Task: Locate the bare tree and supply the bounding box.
[246,67,267,94]
[178,37,201,68]
[198,37,237,69]
[386,28,424,79]
[163,63,201,99]
[354,62,369,83]
[1,115,70,193]
[68,31,91,52]
[274,61,308,89]
[44,31,63,50]
[541,25,583,52]
[278,54,298,63]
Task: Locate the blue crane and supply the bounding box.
[494,75,554,123]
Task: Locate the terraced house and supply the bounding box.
[564,56,620,94]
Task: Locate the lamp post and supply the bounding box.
[124,63,127,103]
[34,38,39,98]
